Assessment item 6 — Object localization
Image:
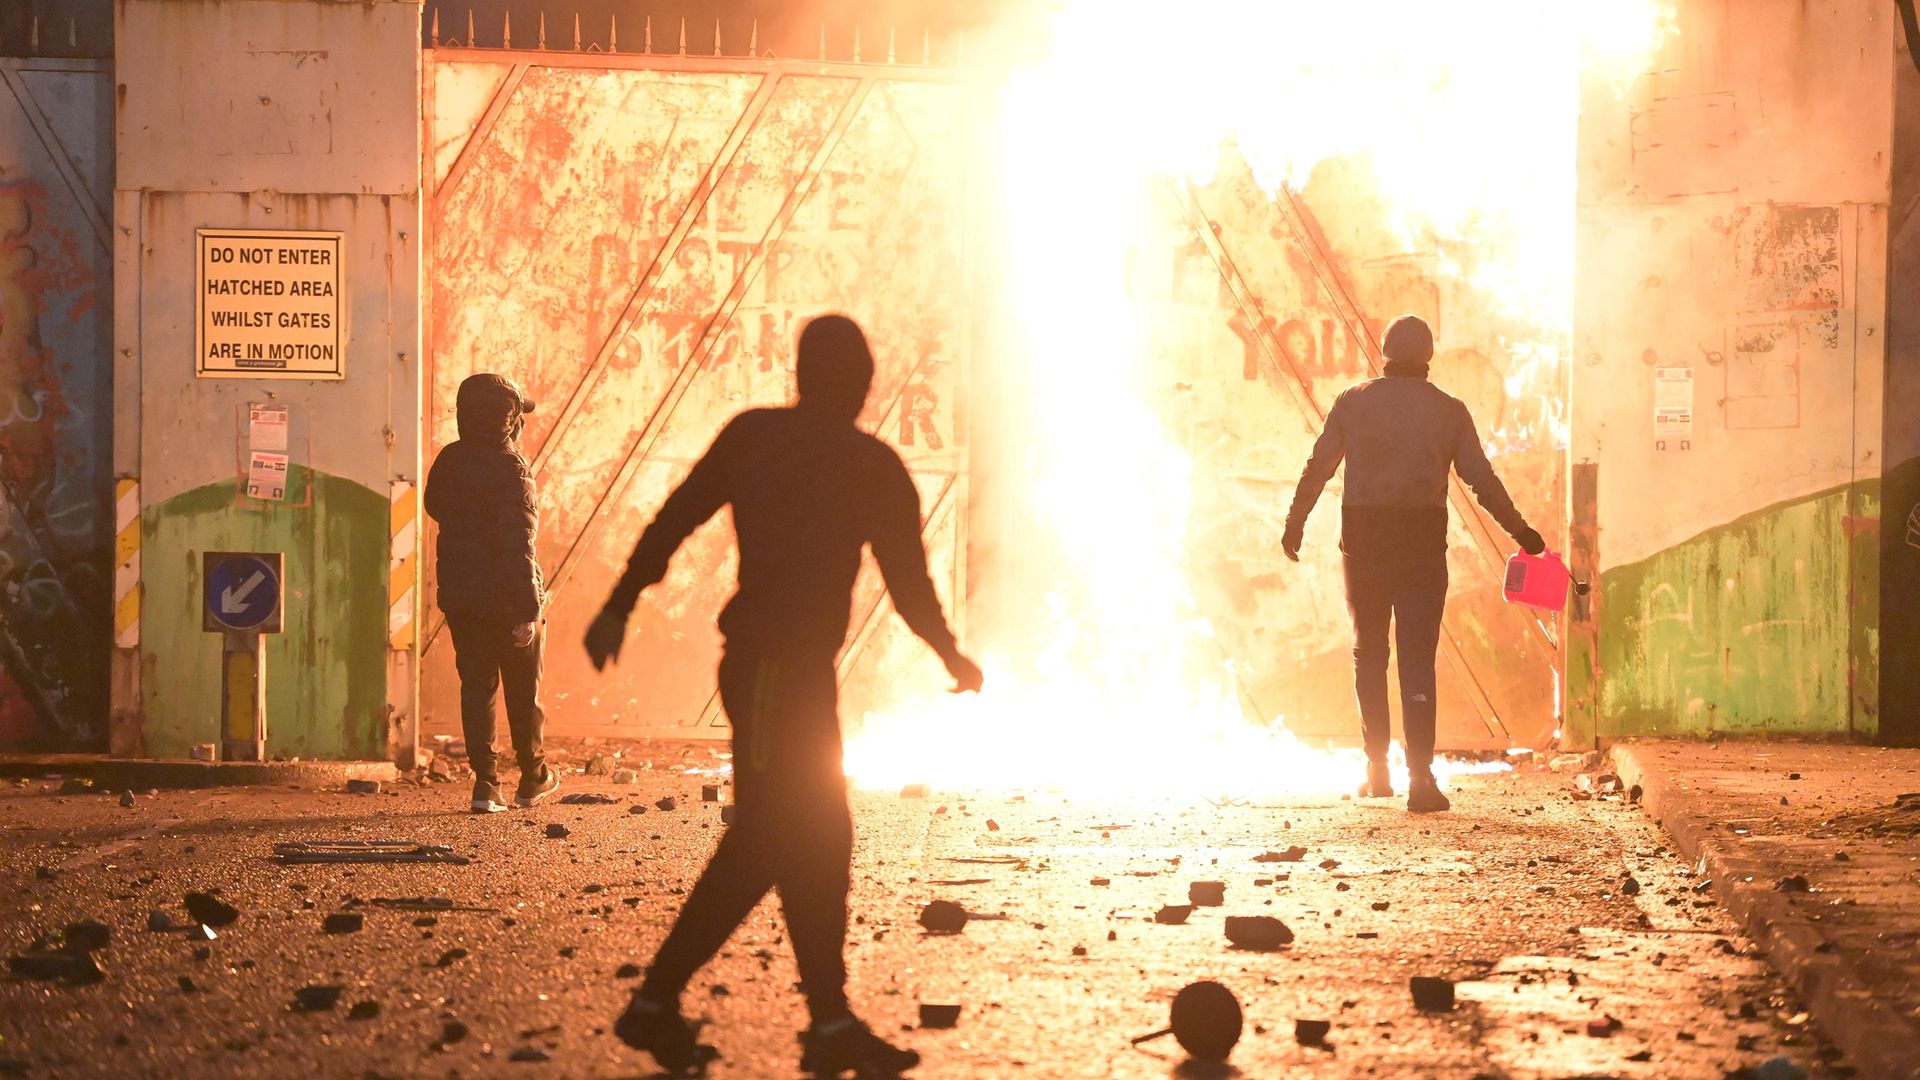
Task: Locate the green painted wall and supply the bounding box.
[1595,481,1879,739]
[139,467,388,759]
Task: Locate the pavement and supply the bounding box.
[0,744,1857,1079]
[1611,739,1920,1080]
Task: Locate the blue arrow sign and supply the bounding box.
[205,554,280,632]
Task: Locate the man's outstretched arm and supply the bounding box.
[870,456,982,692]
[1451,404,1544,554]
[586,420,740,669]
[1282,399,1347,561]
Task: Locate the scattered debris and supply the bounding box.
[1189,881,1226,906]
[323,912,364,934]
[7,949,104,985]
[63,921,110,952]
[919,1003,962,1029]
[1132,981,1242,1063]
[1409,976,1455,1012]
[187,924,217,942]
[1751,1056,1810,1080]
[1154,905,1194,925]
[292,985,343,1011]
[1294,1019,1332,1047]
[545,823,571,839]
[273,840,471,865]
[344,780,381,795]
[557,792,616,805]
[1224,916,1294,950]
[185,892,240,928]
[1253,847,1309,863]
[919,900,970,934]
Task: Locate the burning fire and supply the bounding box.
[842,1,1672,796]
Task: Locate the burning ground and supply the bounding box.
[0,750,1849,1078]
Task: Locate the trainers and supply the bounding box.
[613,993,717,1074]
[1407,775,1451,813]
[799,1016,920,1077]
[514,765,560,809]
[470,779,506,814]
[1356,760,1393,799]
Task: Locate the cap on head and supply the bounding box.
[455,373,535,441]
[1381,315,1435,366]
[457,372,535,416]
[796,314,874,422]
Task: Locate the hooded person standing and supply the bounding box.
[1282,315,1544,813]
[585,315,982,1077]
[424,373,560,813]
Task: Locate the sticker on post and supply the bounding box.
[1653,366,1693,451]
[249,403,289,452]
[247,451,289,501]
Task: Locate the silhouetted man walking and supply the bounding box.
[1283,315,1543,813]
[424,373,560,813]
[586,315,982,1076]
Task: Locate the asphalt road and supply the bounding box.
[0,757,1850,1078]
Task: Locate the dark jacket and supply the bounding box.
[1285,370,1531,555]
[425,383,544,623]
[603,406,958,658]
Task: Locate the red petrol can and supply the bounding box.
[1503,550,1571,613]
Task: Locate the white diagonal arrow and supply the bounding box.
[221,571,266,615]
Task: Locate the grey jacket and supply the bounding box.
[1284,373,1530,542]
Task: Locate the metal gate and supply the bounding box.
[0,57,113,751]
[422,42,973,739]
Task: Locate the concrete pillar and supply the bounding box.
[111,0,422,762]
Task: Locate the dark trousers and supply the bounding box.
[641,644,854,1024]
[1343,549,1447,774]
[445,614,547,786]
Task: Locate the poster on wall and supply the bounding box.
[196,229,346,380]
[1653,365,1693,450]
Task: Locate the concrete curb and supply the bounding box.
[1611,743,1920,1080]
[0,754,398,790]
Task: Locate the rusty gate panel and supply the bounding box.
[1137,150,1564,750]
[424,50,969,740]
[0,58,112,751]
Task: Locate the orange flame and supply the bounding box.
[844,1,1672,796]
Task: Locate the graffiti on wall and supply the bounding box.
[0,175,109,748]
[424,61,969,738]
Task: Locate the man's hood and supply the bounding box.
[456,373,535,443]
